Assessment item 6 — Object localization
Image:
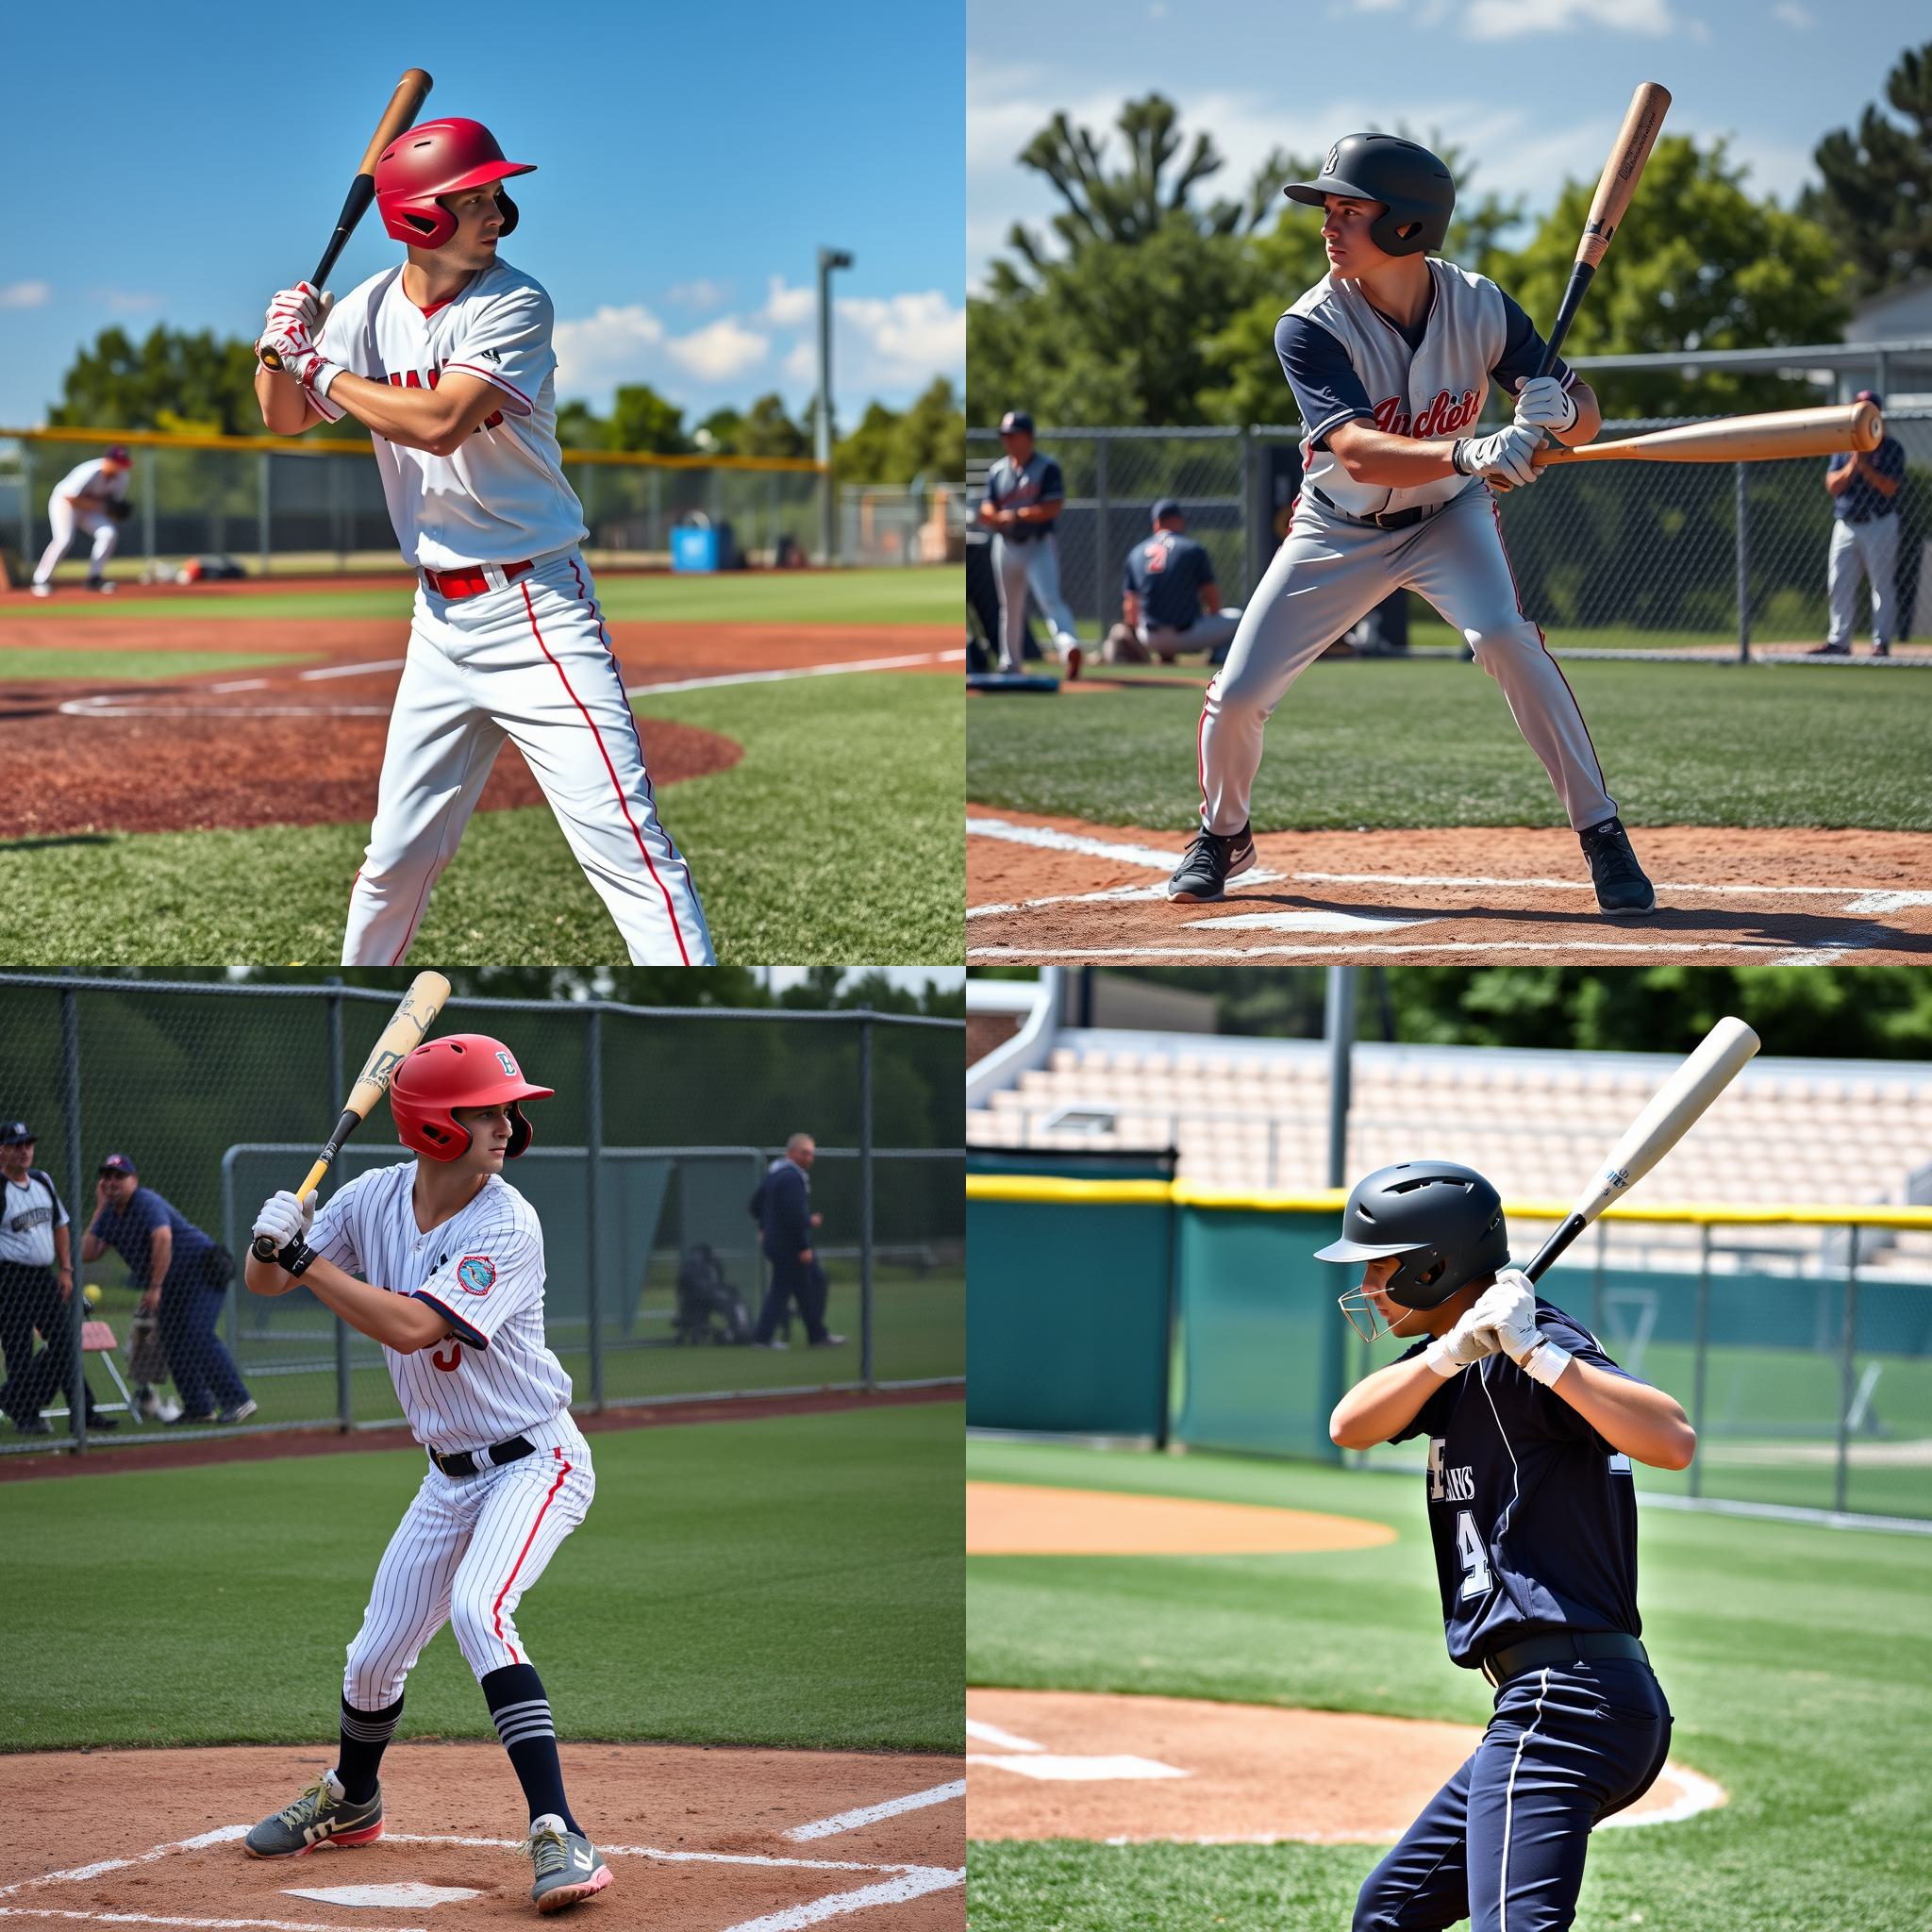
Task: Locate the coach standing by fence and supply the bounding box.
[82,1153,255,1425]
[751,1135,845,1352]
[0,1122,116,1434]
[1811,390,1905,658]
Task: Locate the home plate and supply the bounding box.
[967,1754,1190,1780]
[1184,909,1439,933]
[288,1883,483,1907]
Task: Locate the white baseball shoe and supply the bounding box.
[30,583,51,598]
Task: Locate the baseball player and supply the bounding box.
[242,1033,611,1915]
[1168,136,1654,918]
[253,117,711,968]
[1110,500,1244,664]
[1810,389,1904,658]
[1321,1161,1692,1932]
[979,409,1086,679]
[29,445,132,596]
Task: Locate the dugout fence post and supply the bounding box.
[1835,1224,1859,1514]
[1093,440,1110,634]
[859,1011,875,1391]
[16,439,31,564]
[61,982,88,1453]
[258,454,273,578]
[327,980,353,1431]
[1734,462,1751,664]
[585,1007,606,1412]
[1690,1221,1711,1500]
[141,450,157,569]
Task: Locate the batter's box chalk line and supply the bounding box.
[0,1819,963,1932]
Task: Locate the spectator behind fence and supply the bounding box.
[1810,391,1905,658]
[749,1134,845,1351]
[1106,500,1245,665]
[0,1122,118,1433]
[82,1153,256,1424]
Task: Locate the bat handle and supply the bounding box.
[1522,1212,1589,1286]
[250,1234,281,1263]
[260,349,285,374]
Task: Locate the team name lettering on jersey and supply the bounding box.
[386,364,506,431]
[1374,388,1480,440]
[1427,1438,1476,1502]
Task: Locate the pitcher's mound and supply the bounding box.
[967,1688,1725,1843]
[967,1482,1397,1557]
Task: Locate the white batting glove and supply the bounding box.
[262,280,332,336]
[1454,423,1543,491]
[252,1189,317,1250]
[1512,375,1578,436]
[1469,1269,1541,1361]
[1423,1305,1501,1379]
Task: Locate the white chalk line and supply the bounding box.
[783,1780,965,1840]
[965,1718,1046,1753]
[716,1865,963,1932]
[57,651,960,719]
[0,1914,427,1932]
[969,938,1874,961]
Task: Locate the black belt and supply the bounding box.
[431,1435,535,1478]
[1311,486,1453,531]
[1481,1630,1648,1687]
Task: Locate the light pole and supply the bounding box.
[816,245,853,564]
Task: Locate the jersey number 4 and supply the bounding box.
[1453,1509,1492,1600]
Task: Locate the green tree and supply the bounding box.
[693,406,745,453]
[554,398,608,450]
[607,383,690,454]
[835,401,904,483]
[891,376,965,482]
[740,392,810,459]
[1802,41,1932,298]
[1505,136,1852,418]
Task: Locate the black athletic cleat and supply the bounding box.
[1578,815,1656,916]
[1166,824,1257,902]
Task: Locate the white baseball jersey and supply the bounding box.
[1286,260,1572,518]
[0,1170,66,1267]
[49,458,129,508]
[318,260,589,569]
[310,1163,572,1452]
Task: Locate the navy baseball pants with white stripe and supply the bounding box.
[1354,1659,1672,1932]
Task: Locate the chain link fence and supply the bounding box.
[0,428,826,576]
[840,482,971,567]
[0,977,963,1457]
[967,408,1932,658]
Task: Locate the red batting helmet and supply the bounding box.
[390,1034,554,1162]
[374,118,535,250]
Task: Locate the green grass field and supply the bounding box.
[1,1400,961,1755]
[0,647,314,680]
[4,567,958,628]
[966,1438,1932,1932]
[968,657,1931,831]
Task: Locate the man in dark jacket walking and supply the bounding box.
[750,1135,845,1351]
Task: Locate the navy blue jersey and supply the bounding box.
[983,453,1065,543]
[1124,531,1217,628]
[1390,1298,1641,1669]
[1276,288,1569,450]
[754,1158,812,1259]
[1827,437,1905,522]
[93,1185,220,1284]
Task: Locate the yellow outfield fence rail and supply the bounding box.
[0,424,828,575]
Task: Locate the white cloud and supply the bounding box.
[667,278,729,308]
[1463,0,1676,37]
[760,274,818,327]
[1771,0,1811,23]
[98,289,161,315]
[0,281,50,309]
[783,339,817,384]
[553,302,667,395]
[834,291,965,392]
[662,315,771,382]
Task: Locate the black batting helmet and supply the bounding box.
[1284,134,1455,258]
[998,409,1035,436]
[1317,1160,1507,1340]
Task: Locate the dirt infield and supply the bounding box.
[0,618,954,838]
[966,1689,1724,1845]
[967,808,1932,964]
[966,1482,1397,1556]
[0,1740,963,1928]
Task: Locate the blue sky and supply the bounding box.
[2,0,961,431]
[969,1,1926,291]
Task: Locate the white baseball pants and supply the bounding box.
[34,500,118,586]
[1825,515,1898,648]
[992,531,1082,674]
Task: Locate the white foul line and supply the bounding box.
[0,1915,427,1932]
[783,1780,966,1840]
[970,938,1871,961]
[716,1866,963,1932]
[965,1717,1046,1753]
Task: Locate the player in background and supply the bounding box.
[1321,1161,1692,1932]
[30,445,132,596]
[1169,136,1655,920]
[979,410,1087,679]
[252,118,711,968]
[242,1034,611,1914]
[1108,499,1244,665]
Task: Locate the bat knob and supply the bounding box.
[250,1235,280,1263]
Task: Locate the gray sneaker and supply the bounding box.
[244,1771,383,1857]
[527,1814,612,1913]
[219,1399,258,1424]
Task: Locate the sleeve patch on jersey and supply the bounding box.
[458,1254,496,1295]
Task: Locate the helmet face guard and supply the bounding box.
[1316,1162,1508,1341]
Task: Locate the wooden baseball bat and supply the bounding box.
[248,971,451,1262]
[1535,81,1672,380]
[260,68,433,373]
[1522,1016,1760,1284]
[1532,401,1881,469]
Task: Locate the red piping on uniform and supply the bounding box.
[1488,497,1609,801]
[569,558,666,816]
[442,362,533,414]
[518,579,691,962]
[491,1450,571,1665]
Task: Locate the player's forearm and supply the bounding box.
[300,1256,441,1353]
[1333,431,1463,488]
[1549,383,1600,448]
[325,373,465,456]
[148,1228,173,1291]
[80,1229,104,1263]
[1826,466,1855,496]
[1330,1354,1443,1450]
[1549,1357,1695,1469]
[1018,501,1064,524]
[257,366,316,436]
[54,1225,72,1271]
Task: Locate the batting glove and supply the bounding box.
[1423,1306,1502,1379]
[251,1188,317,1250]
[1453,423,1543,491]
[1511,375,1578,435]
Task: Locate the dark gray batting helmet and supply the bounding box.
[1317,1160,1507,1340]
[1284,134,1455,258]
